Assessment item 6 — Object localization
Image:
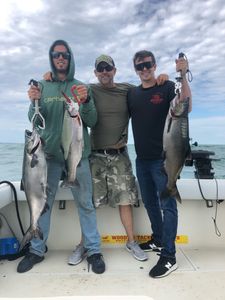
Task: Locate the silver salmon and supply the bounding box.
[20,129,48,249]
[61,105,83,188]
[161,97,191,203]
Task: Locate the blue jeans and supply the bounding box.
[30,158,101,257]
[136,158,178,258]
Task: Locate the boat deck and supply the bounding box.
[1,247,225,300]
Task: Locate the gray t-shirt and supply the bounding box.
[89,83,134,150]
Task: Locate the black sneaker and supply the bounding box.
[149,256,178,278]
[17,252,44,273]
[87,253,105,274]
[139,239,162,252]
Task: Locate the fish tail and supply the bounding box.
[174,187,182,203]
[19,226,43,251]
[161,185,182,203]
[41,202,49,215]
[60,178,80,188]
[160,188,171,199]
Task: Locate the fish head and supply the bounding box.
[170,97,189,117]
[62,91,79,117]
[65,103,79,117]
[25,129,41,155]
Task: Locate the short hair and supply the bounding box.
[51,40,70,52]
[133,50,156,67]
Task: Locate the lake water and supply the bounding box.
[0,143,224,182]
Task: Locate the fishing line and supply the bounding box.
[195,174,221,237]
[0,212,17,238]
[0,181,25,236]
[212,179,221,237]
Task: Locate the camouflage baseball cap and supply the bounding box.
[95,54,115,68]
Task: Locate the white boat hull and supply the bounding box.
[1,179,225,300]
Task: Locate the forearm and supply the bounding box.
[180,76,192,112]
[79,99,97,128]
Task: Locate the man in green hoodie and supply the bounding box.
[17,40,105,274]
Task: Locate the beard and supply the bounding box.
[56,67,68,74]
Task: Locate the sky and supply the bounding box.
[0,0,224,144]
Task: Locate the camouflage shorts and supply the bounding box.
[89,150,138,208]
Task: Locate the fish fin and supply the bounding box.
[74,178,80,186]
[174,187,182,203]
[20,180,24,191]
[19,226,43,251]
[40,137,45,146]
[41,202,49,215]
[161,150,166,160]
[161,185,182,203]
[60,178,80,188]
[30,154,38,168]
[160,188,171,199]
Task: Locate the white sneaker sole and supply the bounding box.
[151,263,178,278]
[142,247,162,253]
[126,245,148,261]
[68,253,87,266]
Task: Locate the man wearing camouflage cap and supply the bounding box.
[68,54,168,265]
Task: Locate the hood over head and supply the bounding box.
[49,39,75,81]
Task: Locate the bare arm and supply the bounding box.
[175,58,192,112]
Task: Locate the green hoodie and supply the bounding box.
[28,40,97,162]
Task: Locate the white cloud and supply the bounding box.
[0,0,225,144]
[0,0,45,31]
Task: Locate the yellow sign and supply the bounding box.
[101,235,188,244]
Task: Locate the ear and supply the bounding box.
[94,69,98,77]
[113,67,117,75]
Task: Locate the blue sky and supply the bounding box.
[0,0,224,144]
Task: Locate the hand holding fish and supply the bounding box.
[71,84,88,105]
[28,85,41,101]
[175,58,188,77]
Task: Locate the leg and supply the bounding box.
[148,160,178,278]
[150,160,178,258]
[136,158,163,244]
[71,158,105,274]
[30,159,63,256]
[71,158,101,256]
[89,154,108,208]
[109,152,147,262]
[119,205,134,242]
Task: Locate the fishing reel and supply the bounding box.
[185,150,215,179]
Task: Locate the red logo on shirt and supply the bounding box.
[150,93,163,104]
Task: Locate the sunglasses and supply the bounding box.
[96,64,114,73]
[51,51,70,60]
[135,61,154,71]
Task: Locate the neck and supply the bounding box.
[101,82,116,88]
[57,73,67,81]
[141,78,156,88]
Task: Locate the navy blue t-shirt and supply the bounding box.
[127,80,176,160]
